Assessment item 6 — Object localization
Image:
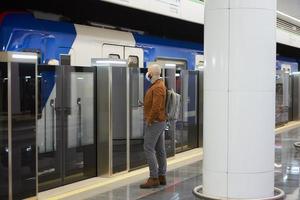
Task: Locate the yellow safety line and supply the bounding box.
[275,120,300,135]
[41,121,300,200]
[40,149,203,200]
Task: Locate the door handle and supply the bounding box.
[50,99,55,152]
[55,107,64,111]
[77,98,82,147]
[50,99,55,108]
[138,100,144,107]
[55,107,71,111]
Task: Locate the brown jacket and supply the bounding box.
[144,79,167,124]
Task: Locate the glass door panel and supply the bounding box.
[175,70,183,151]
[182,71,199,150]
[37,65,62,191]
[11,63,37,199]
[129,68,147,170]
[164,67,176,157]
[0,62,8,199]
[37,65,96,191]
[176,70,199,153]
[64,66,96,183]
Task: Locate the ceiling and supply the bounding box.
[278,0,300,20]
[2,0,204,43]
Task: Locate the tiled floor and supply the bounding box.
[275,127,300,200]
[63,159,202,200]
[64,126,300,200]
[85,164,202,200]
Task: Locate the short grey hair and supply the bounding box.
[148,63,162,76]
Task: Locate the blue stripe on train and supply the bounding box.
[0,12,76,63]
[0,12,77,108]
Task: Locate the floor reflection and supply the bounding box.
[68,127,300,200]
[65,161,202,200]
[275,127,300,200]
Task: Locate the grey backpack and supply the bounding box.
[165,89,181,121]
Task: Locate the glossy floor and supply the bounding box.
[275,127,300,200]
[65,126,300,200]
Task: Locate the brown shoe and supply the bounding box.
[140,178,160,189]
[159,175,167,185]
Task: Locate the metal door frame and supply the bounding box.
[92,58,129,176]
[198,69,204,148]
[162,63,177,157]
[0,51,38,200]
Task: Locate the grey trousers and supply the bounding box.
[144,121,167,178]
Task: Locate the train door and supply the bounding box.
[37,65,97,191]
[102,44,146,171]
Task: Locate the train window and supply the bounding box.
[60,54,71,65]
[109,54,121,59]
[128,56,139,68]
[155,58,187,70]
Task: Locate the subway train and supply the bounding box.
[0,11,204,193]
[0,11,299,194]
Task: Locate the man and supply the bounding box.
[140,63,167,189]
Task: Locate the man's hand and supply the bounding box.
[138,100,144,107]
[146,120,152,126]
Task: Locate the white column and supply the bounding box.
[203,0,276,199]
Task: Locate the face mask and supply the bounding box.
[145,72,152,82]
